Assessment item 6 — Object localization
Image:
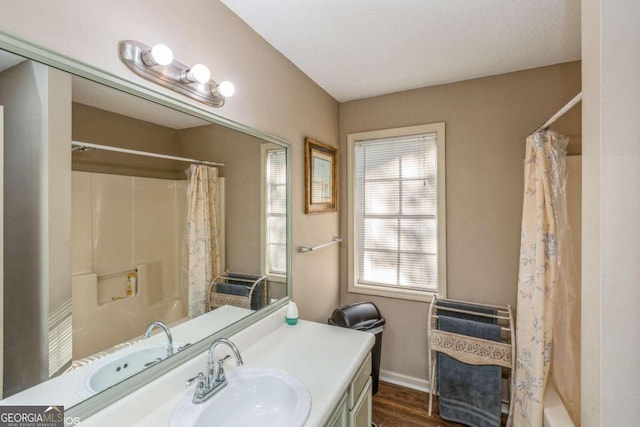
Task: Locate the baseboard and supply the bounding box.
[379,369,430,392]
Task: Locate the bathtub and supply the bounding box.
[543,383,575,427]
[72,269,188,360]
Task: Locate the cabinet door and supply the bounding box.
[327,393,348,427]
[349,353,372,409]
[349,377,372,427]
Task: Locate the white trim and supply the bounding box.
[348,283,436,303]
[346,122,447,302]
[260,144,287,277]
[218,177,226,272]
[260,145,267,276]
[379,369,430,393]
[266,273,286,283]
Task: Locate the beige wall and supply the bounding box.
[339,62,581,381]
[0,0,341,323]
[178,124,263,274]
[582,0,640,424]
[72,103,185,180]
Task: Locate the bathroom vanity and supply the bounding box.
[78,306,375,426]
[0,306,252,407]
[326,353,372,427]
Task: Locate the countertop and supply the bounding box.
[80,306,375,426]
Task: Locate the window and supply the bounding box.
[264,148,287,276]
[348,123,446,301]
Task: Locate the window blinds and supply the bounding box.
[266,149,287,275]
[48,298,73,377]
[354,133,438,292]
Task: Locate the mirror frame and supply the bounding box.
[0,31,293,420]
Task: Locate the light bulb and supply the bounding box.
[141,44,174,66]
[183,64,211,84]
[217,80,235,97]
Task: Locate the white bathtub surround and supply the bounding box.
[0,306,251,409]
[72,263,186,359]
[544,383,575,427]
[79,306,375,426]
[72,172,188,358]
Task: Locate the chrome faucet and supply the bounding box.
[143,321,174,358]
[188,338,243,404]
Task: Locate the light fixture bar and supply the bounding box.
[118,40,229,108]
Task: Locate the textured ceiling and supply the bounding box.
[221,0,581,102]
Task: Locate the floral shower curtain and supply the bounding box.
[509,130,579,426]
[183,164,221,318]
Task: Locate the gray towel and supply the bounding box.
[437,315,502,427]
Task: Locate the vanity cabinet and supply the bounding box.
[326,353,372,427]
[326,394,348,427]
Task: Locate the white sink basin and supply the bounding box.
[77,343,182,397]
[170,368,311,427]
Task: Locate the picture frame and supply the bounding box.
[305,137,338,213]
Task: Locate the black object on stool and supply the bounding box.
[328,302,385,395]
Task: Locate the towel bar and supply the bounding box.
[297,236,342,253]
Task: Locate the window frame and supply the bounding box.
[347,123,447,302]
[261,144,288,283]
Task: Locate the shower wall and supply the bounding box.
[71,171,187,358]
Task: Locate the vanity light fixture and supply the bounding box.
[119,40,234,108]
[216,80,236,98]
[181,63,211,84]
[141,44,174,66]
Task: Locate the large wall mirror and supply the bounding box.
[0,34,291,415]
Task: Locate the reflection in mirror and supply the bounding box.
[0,48,288,407]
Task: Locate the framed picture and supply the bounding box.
[305,137,338,213]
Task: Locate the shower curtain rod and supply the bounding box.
[71,141,224,167]
[535,92,582,133]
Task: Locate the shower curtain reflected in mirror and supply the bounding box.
[509,130,580,426]
[183,165,221,318]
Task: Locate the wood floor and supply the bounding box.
[372,381,507,427]
[372,381,464,427]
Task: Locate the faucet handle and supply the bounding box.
[214,358,228,383]
[186,372,206,387]
[189,372,209,403]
